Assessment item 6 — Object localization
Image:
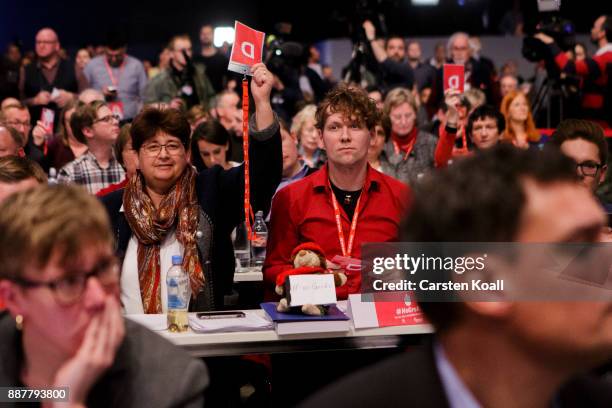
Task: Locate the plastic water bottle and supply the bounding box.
[48,167,58,185]
[234,221,251,271]
[251,211,268,265]
[166,255,191,332]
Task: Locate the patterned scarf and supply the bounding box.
[123,167,203,314]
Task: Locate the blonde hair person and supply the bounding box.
[380,87,458,185]
[500,90,541,149]
[464,88,486,111]
[291,104,325,168]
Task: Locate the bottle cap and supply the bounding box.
[171,255,183,265]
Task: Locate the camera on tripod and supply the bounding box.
[522,15,576,62]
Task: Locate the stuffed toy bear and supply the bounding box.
[275,242,347,316]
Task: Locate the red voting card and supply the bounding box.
[108,101,124,120]
[443,64,465,93]
[228,21,265,76]
[41,108,55,133]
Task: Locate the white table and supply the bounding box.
[127,304,433,357]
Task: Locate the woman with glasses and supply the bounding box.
[101,63,281,313]
[379,87,458,185]
[0,185,208,407]
[57,100,125,194]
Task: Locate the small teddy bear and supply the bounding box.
[275,242,347,316]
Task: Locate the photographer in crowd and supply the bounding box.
[144,35,215,110]
[536,15,612,127]
[362,20,415,93]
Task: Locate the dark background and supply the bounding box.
[1,0,610,62]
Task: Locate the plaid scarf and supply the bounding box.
[123,167,203,314]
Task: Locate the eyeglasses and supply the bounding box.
[389,112,415,122]
[576,161,603,177]
[36,40,58,45]
[141,142,184,157]
[5,120,31,129]
[94,114,120,124]
[12,256,120,306]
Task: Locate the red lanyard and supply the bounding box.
[329,181,362,258]
[242,77,255,240]
[104,58,125,87]
[392,137,417,160]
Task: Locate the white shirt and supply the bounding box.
[120,206,184,314]
[434,341,481,408]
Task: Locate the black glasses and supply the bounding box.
[12,256,120,306]
[576,161,602,177]
[94,114,120,124]
[141,141,184,157]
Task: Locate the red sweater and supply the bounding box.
[263,164,410,300]
[553,44,612,127]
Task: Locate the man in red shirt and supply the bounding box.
[264,85,410,300]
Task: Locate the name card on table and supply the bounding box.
[348,292,426,329]
[286,274,337,307]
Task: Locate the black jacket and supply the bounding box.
[101,115,281,311]
[299,341,612,408]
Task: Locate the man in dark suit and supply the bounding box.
[300,145,612,407]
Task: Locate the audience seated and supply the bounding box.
[44,99,88,171]
[380,87,455,184]
[465,104,506,151]
[264,85,409,300]
[58,100,125,194]
[102,63,281,313]
[301,145,612,407]
[291,104,326,169]
[190,120,239,171]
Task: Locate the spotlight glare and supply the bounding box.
[214,26,235,48]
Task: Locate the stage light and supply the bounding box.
[214,26,235,47]
[537,0,561,12]
[411,0,439,5]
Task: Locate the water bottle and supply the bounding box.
[166,255,191,332]
[48,167,58,185]
[251,211,268,265]
[234,221,251,271]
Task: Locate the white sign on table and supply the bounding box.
[286,274,337,307]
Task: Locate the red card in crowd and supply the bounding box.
[108,101,125,120]
[443,64,465,93]
[41,108,55,133]
[228,21,265,76]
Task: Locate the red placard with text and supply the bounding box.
[228,21,265,76]
[373,292,426,327]
[443,64,465,93]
